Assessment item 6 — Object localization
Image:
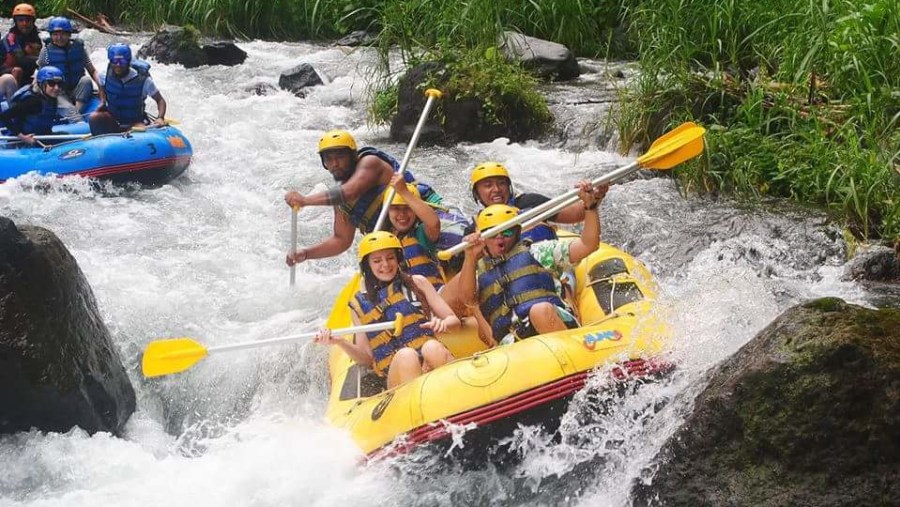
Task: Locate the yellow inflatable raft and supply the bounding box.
[323,241,672,461]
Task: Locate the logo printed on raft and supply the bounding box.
[58,148,85,160]
[166,136,186,149]
[371,391,395,421]
[582,330,623,350]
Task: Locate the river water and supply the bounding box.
[0,31,875,506]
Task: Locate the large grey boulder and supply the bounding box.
[0,217,135,436]
[136,25,246,68]
[390,62,550,145]
[278,63,325,97]
[631,298,900,506]
[498,31,580,81]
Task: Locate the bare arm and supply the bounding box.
[288,208,355,265]
[393,174,440,242]
[567,182,608,264]
[414,275,460,333]
[288,157,387,208]
[86,62,106,104]
[458,232,484,309]
[151,91,166,124]
[315,310,374,367]
[553,200,586,224]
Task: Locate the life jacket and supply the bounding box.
[348,278,434,376]
[477,240,565,340]
[44,38,86,89]
[3,27,40,60]
[509,195,558,243]
[398,230,444,290]
[8,85,57,134]
[104,60,150,126]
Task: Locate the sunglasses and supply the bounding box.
[498,229,517,238]
[44,81,62,88]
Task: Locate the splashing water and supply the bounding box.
[0,32,874,507]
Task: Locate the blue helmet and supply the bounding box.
[36,65,64,84]
[107,43,132,66]
[48,17,74,33]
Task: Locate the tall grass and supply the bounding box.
[36,0,382,40]
[622,0,900,240]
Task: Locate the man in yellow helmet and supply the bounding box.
[458,180,608,343]
[466,161,587,243]
[285,130,467,266]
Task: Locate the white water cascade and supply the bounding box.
[0,32,873,507]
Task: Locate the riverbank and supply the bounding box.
[35,0,899,242]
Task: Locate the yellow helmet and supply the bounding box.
[12,3,36,17]
[383,184,420,207]
[476,204,519,232]
[357,231,403,262]
[317,130,357,153]
[470,162,510,189]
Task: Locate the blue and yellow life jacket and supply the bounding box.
[348,278,434,376]
[477,241,564,339]
[509,195,558,243]
[8,85,57,134]
[104,61,150,126]
[399,231,444,290]
[45,39,85,89]
[338,147,470,252]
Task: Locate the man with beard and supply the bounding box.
[285,130,463,266]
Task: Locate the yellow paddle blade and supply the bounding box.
[637,123,706,170]
[141,338,208,378]
[325,273,362,329]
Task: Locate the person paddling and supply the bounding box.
[89,43,167,135]
[382,173,446,290]
[458,181,608,344]
[314,231,458,389]
[285,130,467,266]
[0,65,64,144]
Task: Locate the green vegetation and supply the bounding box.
[33,0,899,240]
[621,0,900,240]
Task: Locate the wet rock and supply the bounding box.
[137,25,207,68]
[244,81,277,96]
[0,217,135,436]
[632,298,900,506]
[278,63,324,97]
[391,62,547,145]
[202,41,247,66]
[335,30,376,47]
[843,244,900,282]
[498,31,579,81]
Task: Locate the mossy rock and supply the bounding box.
[632,298,900,506]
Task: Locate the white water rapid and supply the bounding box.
[0,31,874,507]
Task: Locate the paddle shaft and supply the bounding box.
[373,89,442,232]
[519,162,644,230]
[439,160,641,260]
[289,206,299,286]
[205,319,398,355]
[0,134,89,141]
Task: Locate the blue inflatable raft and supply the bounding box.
[0,125,192,187]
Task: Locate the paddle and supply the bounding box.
[0,134,90,142]
[437,122,707,260]
[141,313,403,378]
[372,88,443,232]
[289,205,300,286]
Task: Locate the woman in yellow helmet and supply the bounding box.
[382,173,445,290]
[314,231,458,388]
